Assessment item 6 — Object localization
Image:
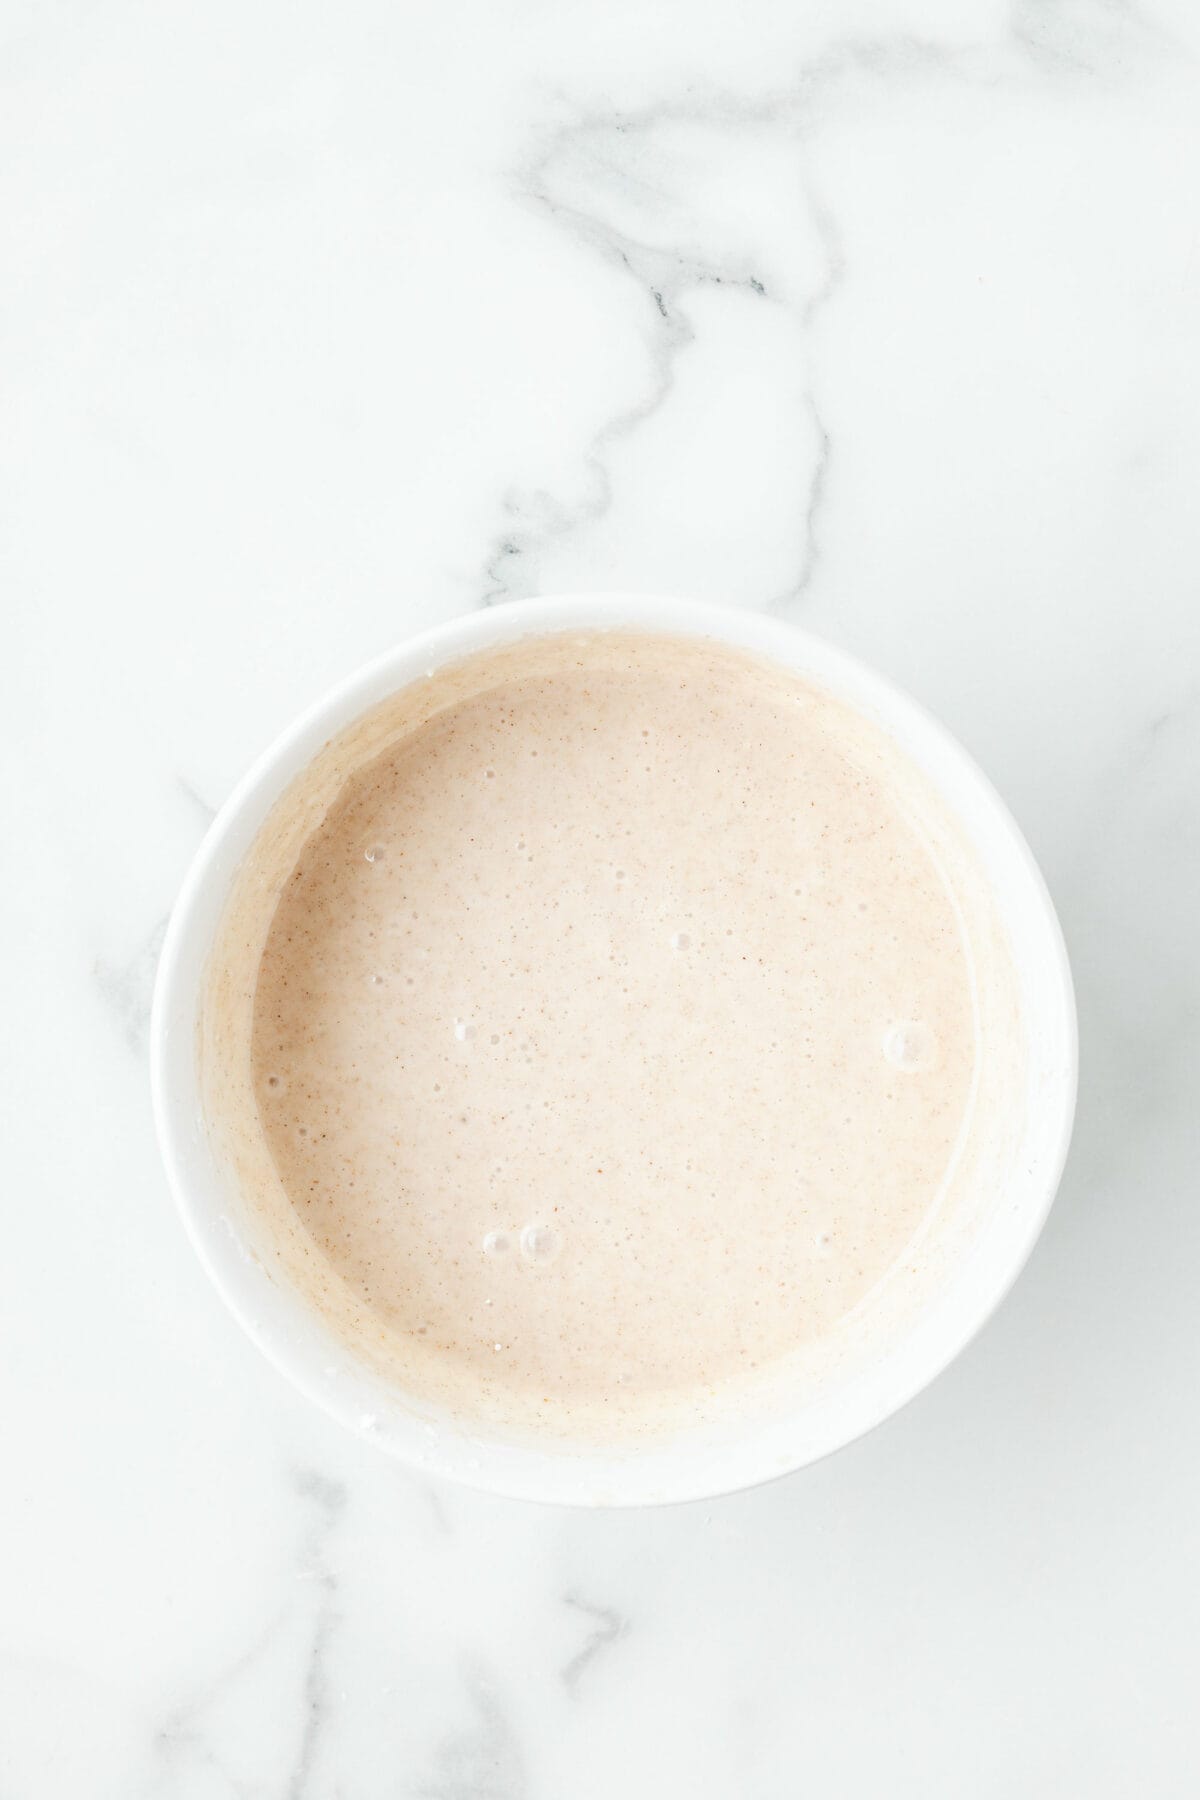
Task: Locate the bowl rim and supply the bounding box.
[151,593,1078,1506]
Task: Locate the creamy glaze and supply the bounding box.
[202,633,1020,1441]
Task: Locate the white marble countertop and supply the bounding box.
[4,1,1200,1793]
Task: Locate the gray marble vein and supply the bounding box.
[475,4,1171,616]
[475,77,869,612]
[762,179,846,613]
[482,109,797,607]
[151,1610,284,1799]
[1008,0,1176,76]
[409,1658,526,1800]
[147,1471,346,1800]
[177,774,218,826]
[93,915,168,1057]
[285,1471,347,1800]
[475,79,873,611]
[560,1591,630,1696]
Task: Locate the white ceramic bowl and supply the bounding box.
[151,595,1076,1506]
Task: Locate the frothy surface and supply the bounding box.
[205,632,1018,1440]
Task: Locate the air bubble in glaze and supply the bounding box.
[670,932,690,952]
[482,1230,511,1257]
[520,1222,560,1265]
[363,845,385,864]
[882,1021,936,1072]
[454,1019,476,1042]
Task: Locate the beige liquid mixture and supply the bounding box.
[203,632,1020,1440]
